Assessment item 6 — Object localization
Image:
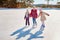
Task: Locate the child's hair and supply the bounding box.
[25,9,29,14]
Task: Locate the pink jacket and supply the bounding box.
[30,9,38,18]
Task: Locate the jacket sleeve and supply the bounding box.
[35,10,38,18]
[24,15,26,19]
[44,12,50,16]
[30,9,33,17]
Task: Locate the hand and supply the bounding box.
[37,15,39,18]
[48,14,50,16]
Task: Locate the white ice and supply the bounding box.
[0,9,60,40]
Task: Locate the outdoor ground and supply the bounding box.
[0,9,60,40]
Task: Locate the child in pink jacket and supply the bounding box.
[30,6,38,27]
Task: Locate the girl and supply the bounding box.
[24,9,30,26]
[39,8,49,31]
[30,6,38,27]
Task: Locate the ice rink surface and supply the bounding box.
[0,9,60,40]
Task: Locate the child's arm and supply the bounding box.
[24,12,26,19]
[24,15,26,19]
[38,11,42,17]
[24,11,27,19]
[43,12,50,16]
[37,13,41,18]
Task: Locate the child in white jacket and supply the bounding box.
[39,10,49,25]
[39,8,50,31]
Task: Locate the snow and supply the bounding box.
[0,9,60,40]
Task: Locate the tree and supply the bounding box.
[25,0,34,7]
[0,0,17,7]
[27,0,34,3]
[46,0,53,7]
[46,0,49,5]
[16,0,34,7]
[0,0,7,5]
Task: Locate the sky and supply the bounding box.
[34,0,60,4]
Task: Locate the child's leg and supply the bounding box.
[40,21,45,31]
[32,18,36,26]
[35,18,37,25]
[26,19,27,25]
[42,21,45,27]
[28,19,30,26]
[32,18,37,27]
[33,18,35,24]
[33,18,37,26]
[41,21,44,25]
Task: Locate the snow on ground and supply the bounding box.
[0,9,60,40]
